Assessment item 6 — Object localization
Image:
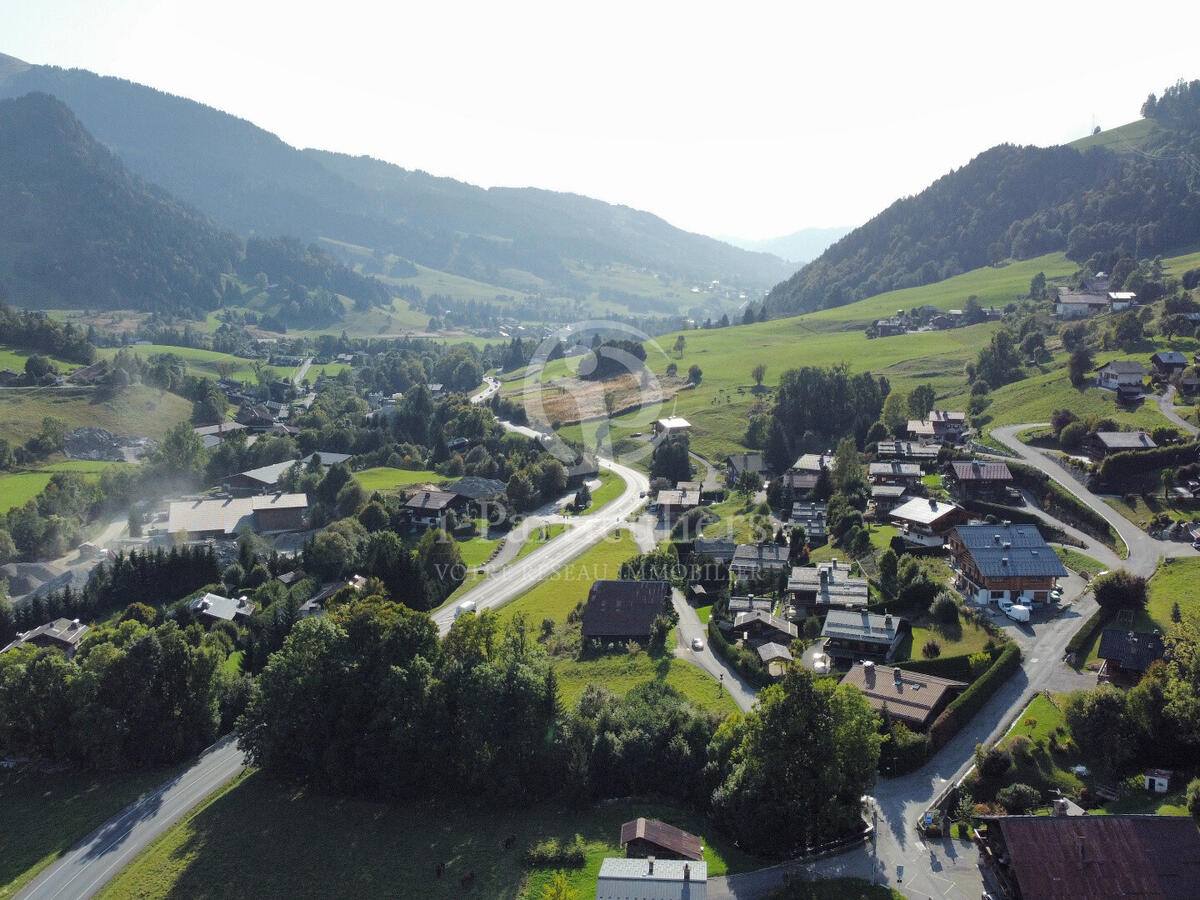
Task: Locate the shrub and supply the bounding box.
[931,592,960,625]
[979,745,1013,777]
[1092,569,1148,611]
[1187,778,1200,819]
[524,836,586,868]
[922,639,942,659]
[930,643,1022,749]
[1059,421,1087,450]
[1007,734,1034,761]
[996,783,1041,814]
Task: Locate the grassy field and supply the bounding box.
[701,496,774,543]
[0,766,185,900]
[99,770,760,900]
[1102,493,1198,531]
[898,616,993,662]
[94,345,260,382]
[587,470,625,511]
[0,344,79,374]
[0,460,135,514]
[1052,546,1108,578]
[354,466,441,492]
[513,523,567,562]
[494,530,639,628]
[1145,556,1200,631]
[1068,118,1162,153]
[0,385,192,446]
[456,533,502,568]
[554,649,741,717]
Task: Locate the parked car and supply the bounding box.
[1005,604,1031,623]
[691,637,705,651]
[997,597,1014,613]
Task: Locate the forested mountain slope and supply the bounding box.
[0,55,791,304]
[764,79,1200,318]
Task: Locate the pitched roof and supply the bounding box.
[2,617,89,654]
[191,592,255,621]
[728,596,774,614]
[1153,351,1188,366]
[868,461,922,477]
[875,440,941,459]
[822,609,904,645]
[787,564,869,608]
[730,543,791,570]
[952,524,1069,578]
[1098,360,1147,375]
[726,453,766,475]
[692,538,737,561]
[656,416,691,429]
[597,858,707,899]
[1098,628,1166,671]
[447,476,507,500]
[987,814,1200,899]
[581,580,669,638]
[889,497,963,526]
[1095,430,1157,450]
[405,490,458,512]
[840,663,964,723]
[733,610,798,640]
[950,460,1013,481]
[167,493,308,535]
[619,818,703,861]
[790,453,832,472]
[757,642,794,663]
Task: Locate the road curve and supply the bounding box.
[1157,385,1199,437]
[16,736,245,900]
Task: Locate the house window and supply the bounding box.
[990,590,1005,600]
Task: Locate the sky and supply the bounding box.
[4,0,1198,241]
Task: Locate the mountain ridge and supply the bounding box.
[0,56,792,310]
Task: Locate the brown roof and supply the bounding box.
[619,818,703,861]
[580,580,669,638]
[840,663,964,727]
[950,460,1013,482]
[405,490,458,512]
[988,814,1200,899]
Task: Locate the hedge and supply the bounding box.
[1007,461,1119,549]
[1097,442,1200,489]
[928,642,1022,750]
[896,646,1000,683]
[1064,604,1116,661]
[707,619,771,688]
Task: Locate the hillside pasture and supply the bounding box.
[95,345,259,382]
[0,385,193,446]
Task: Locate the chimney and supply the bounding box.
[684,864,690,882]
[884,614,893,629]
[819,569,828,584]
[893,667,903,687]
[647,856,655,875]
[1001,558,1009,566]
[831,558,838,568]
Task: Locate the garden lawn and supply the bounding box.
[0,460,138,514]
[98,770,760,900]
[587,470,624,511]
[978,692,1087,803]
[553,650,740,718]
[1145,556,1200,632]
[1052,546,1107,578]
[354,467,441,492]
[701,496,773,544]
[1103,492,1199,531]
[0,765,185,900]
[456,533,501,568]
[897,616,993,663]
[513,523,567,562]
[494,530,639,628]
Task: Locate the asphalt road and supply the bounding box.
[16,736,246,900]
[431,452,650,635]
[1156,385,1199,437]
[671,588,758,712]
[713,422,1188,899]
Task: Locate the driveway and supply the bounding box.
[1156,385,1199,436]
[671,589,758,713]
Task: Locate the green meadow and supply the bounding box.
[0,385,193,446]
[0,460,135,514]
[354,466,441,492]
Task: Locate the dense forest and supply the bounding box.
[0,93,396,323]
[0,60,791,309]
[764,78,1200,318]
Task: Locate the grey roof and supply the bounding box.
[869,461,922,478]
[953,524,1068,578]
[733,609,798,640]
[757,642,793,663]
[692,538,736,562]
[233,452,352,488]
[167,493,308,535]
[791,453,832,472]
[822,609,903,645]
[1098,628,1166,671]
[405,490,458,512]
[447,476,507,500]
[726,453,766,475]
[192,592,255,621]
[730,543,790,571]
[1152,351,1187,366]
[597,858,707,900]
[1095,431,1156,450]
[787,563,869,608]
[581,580,670,638]
[871,484,907,498]
[876,440,940,459]
[728,596,774,615]
[2,617,89,654]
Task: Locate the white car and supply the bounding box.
[997,597,1014,613]
[691,637,705,652]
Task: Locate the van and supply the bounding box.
[1005,604,1031,623]
[454,600,477,619]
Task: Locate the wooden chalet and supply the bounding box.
[620,818,703,862]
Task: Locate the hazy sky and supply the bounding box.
[4,0,1197,240]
